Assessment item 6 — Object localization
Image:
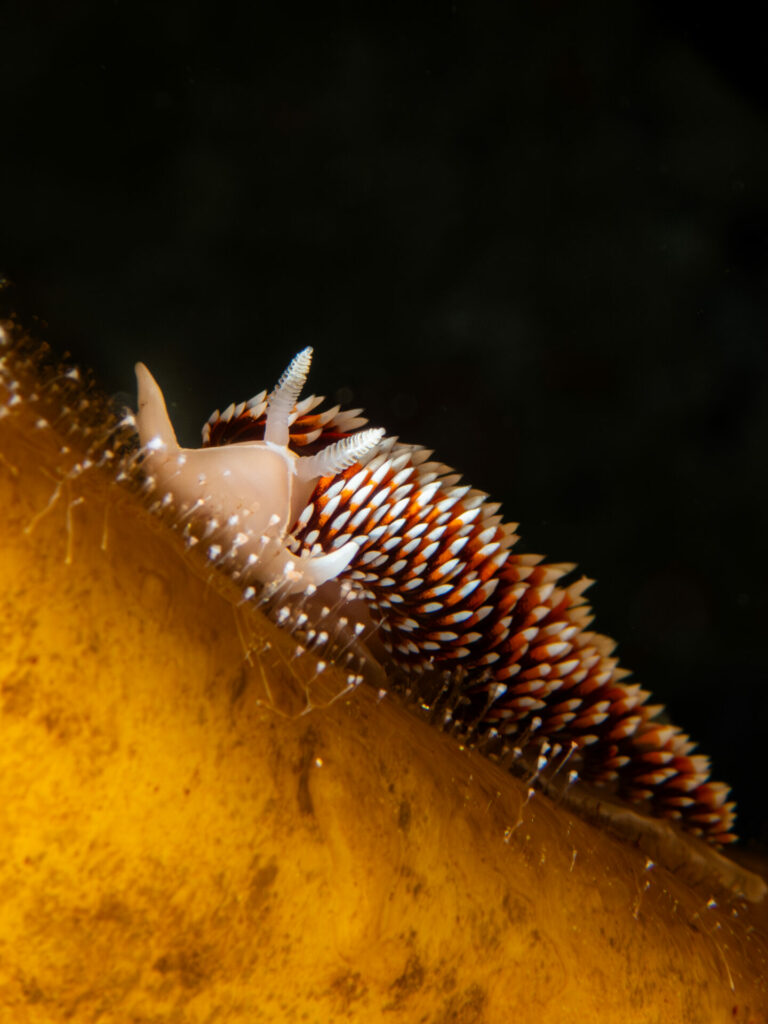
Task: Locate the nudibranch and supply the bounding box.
[135,348,737,846]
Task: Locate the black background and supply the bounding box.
[2,2,767,846]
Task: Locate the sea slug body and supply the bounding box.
[135,348,736,846]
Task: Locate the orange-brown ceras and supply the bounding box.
[134,347,736,846]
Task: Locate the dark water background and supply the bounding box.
[2,2,767,846]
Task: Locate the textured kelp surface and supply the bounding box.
[1,336,767,1023]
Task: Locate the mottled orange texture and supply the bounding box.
[0,328,767,1023]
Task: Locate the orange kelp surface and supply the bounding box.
[1,333,767,1023]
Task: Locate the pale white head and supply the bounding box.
[135,347,384,593]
